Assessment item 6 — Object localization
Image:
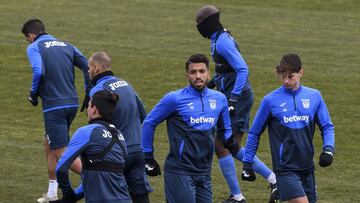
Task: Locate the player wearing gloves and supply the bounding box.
[242,53,335,203]
[196,5,278,203]
[22,19,90,203]
[141,54,239,203]
[53,90,131,203]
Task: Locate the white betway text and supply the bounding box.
[190,116,215,125]
[283,115,309,123]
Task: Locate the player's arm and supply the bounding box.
[141,92,177,176]
[242,97,270,181]
[26,45,42,106]
[56,127,92,199]
[217,36,249,100]
[135,92,147,123]
[315,92,335,167]
[73,46,90,112]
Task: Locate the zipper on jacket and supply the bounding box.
[200,93,204,112]
[279,143,284,164]
[292,92,297,112]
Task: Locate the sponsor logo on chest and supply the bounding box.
[190,116,216,125]
[283,115,309,123]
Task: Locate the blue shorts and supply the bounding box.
[277,171,317,203]
[43,107,77,149]
[231,89,253,134]
[123,151,153,195]
[164,171,212,203]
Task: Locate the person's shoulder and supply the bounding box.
[302,85,320,94]
[208,88,226,98]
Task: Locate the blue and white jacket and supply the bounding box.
[56,119,131,203]
[210,29,252,101]
[243,85,335,174]
[142,85,232,175]
[26,33,90,112]
[90,71,146,154]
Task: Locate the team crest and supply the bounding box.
[301,99,310,109]
[209,99,217,110]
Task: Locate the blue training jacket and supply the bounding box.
[243,85,335,174]
[56,121,131,203]
[26,34,90,112]
[90,72,147,154]
[142,85,232,175]
[210,29,251,101]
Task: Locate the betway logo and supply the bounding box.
[190,116,215,125]
[283,115,309,123]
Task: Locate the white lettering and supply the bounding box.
[283,115,309,123]
[44,41,67,48]
[108,80,128,90]
[190,116,216,125]
[102,130,112,138]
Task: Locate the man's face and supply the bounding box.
[187,62,210,90]
[87,99,96,122]
[88,59,98,80]
[278,69,303,90]
[25,33,36,43]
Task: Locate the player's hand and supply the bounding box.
[228,99,236,117]
[241,162,256,181]
[223,135,240,156]
[80,95,90,112]
[28,91,38,106]
[319,151,333,167]
[144,152,161,176]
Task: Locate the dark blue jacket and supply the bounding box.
[56,120,131,203]
[210,29,251,101]
[26,34,90,112]
[243,85,335,174]
[142,85,232,175]
[90,72,146,154]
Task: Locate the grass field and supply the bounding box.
[0,0,359,202]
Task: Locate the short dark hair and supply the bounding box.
[22,19,45,36]
[91,90,119,121]
[276,53,302,74]
[185,54,209,72]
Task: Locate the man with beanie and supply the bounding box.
[21,19,90,203]
[87,52,153,203]
[242,53,335,203]
[54,90,131,203]
[195,5,278,203]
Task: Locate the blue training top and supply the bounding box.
[142,85,232,175]
[243,85,335,174]
[210,29,251,101]
[90,72,147,154]
[26,34,90,112]
[56,120,130,203]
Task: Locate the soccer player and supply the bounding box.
[141,54,240,203]
[21,19,90,203]
[242,53,335,203]
[87,52,153,203]
[55,90,131,203]
[195,5,278,203]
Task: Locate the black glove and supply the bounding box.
[228,99,236,117]
[319,151,333,167]
[241,162,256,181]
[80,95,90,112]
[223,135,240,156]
[144,152,161,176]
[50,188,77,203]
[28,91,38,106]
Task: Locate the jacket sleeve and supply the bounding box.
[141,92,177,153]
[26,44,42,93]
[243,97,271,163]
[217,35,249,100]
[315,92,335,152]
[216,96,232,140]
[135,93,147,123]
[56,127,92,193]
[73,46,90,91]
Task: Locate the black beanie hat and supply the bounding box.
[91,90,119,121]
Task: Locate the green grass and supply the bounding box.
[0,0,359,202]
